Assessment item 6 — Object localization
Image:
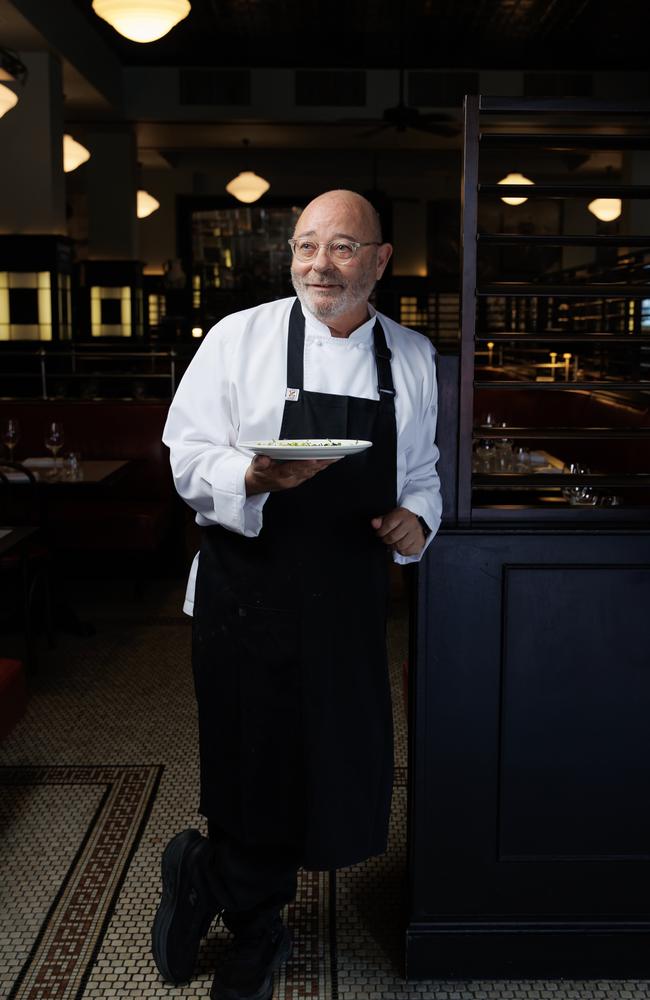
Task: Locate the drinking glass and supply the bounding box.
[562,463,596,505]
[64,452,82,481]
[44,421,65,478]
[2,418,20,461]
[474,439,497,473]
[514,446,531,472]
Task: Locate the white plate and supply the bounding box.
[239,439,373,460]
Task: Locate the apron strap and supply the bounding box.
[287,299,306,391]
[373,320,396,398]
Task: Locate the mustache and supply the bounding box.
[293,272,345,287]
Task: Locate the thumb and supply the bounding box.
[253,454,272,469]
[370,516,383,529]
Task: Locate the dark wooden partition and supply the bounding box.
[407,527,650,977]
[406,98,650,978]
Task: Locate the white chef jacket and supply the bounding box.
[163,296,443,614]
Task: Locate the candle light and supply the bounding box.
[487,341,494,365]
[549,351,557,382]
[563,352,572,381]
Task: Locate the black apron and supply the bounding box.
[192,299,397,870]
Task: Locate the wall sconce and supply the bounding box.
[137,190,160,219]
[80,260,144,338]
[0,48,27,120]
[0,236,73,342]
[588,198,622,222]
[91,0,191,43]
[498,172,534,206]
[63,134,91,172]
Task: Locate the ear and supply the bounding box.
[375,242,393,280]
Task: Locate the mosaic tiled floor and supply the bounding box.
[2,764,162,999]
[1,576,650,999]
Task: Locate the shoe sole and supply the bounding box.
[152,830,215,984]
[211,926,293,1000]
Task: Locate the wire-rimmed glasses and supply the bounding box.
[288,238,381,264]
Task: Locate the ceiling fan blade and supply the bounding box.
[418,122,461,137]
[358,124,391,138]
[418,111,458,124]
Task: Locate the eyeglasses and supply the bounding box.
[288,238,381,263]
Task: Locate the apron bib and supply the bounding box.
[192,299,398,870]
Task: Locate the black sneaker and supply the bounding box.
[210,914,292,1000]
[151,829,222,984]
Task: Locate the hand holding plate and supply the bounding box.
[245,454,337,496]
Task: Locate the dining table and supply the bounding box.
[1,459,133,637]
[21,458,130,485]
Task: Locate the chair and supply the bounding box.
[0,462,54,669]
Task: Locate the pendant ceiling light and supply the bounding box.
[137,189,160,218]
[0,82,18,119]
[226,142,270,204]
[588,198,622,223]
[0,48,27,119]
[498,172,534,206]
[91,0,191,43]
[63,134,91,172]
[226,171,271,204]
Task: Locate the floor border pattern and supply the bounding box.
[2,764,163,1000]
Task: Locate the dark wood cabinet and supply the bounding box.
[407,97,650,978]
[408,527,650,977]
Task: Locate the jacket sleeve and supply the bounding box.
[162,318,269,536]
[394,340,443,565]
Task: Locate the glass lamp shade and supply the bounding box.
[226,171,271,204]
[0,82,18,119]
[91,0,191,43]
[137,190,160,219]
[63,134,91,173]
[588,198,622,222]
[498,172,534,206]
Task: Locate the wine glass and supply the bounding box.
[562,463,596,505]
[2,418,20,462]
[514,446,531,472]
[44,421,65,478]
[474,438,497,473]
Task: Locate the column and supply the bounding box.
[0,52,65,235]
[85,127,138,260]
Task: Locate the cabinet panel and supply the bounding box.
[500,565,650,861]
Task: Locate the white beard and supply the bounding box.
[291,268,376,323]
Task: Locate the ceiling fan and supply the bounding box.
[341,65,460,138]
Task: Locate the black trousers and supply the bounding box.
[206,821,301,933]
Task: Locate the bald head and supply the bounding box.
[294,190,383,244]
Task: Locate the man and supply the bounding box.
[153,189,442,1000]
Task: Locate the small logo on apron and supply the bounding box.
[285,387,300,401]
